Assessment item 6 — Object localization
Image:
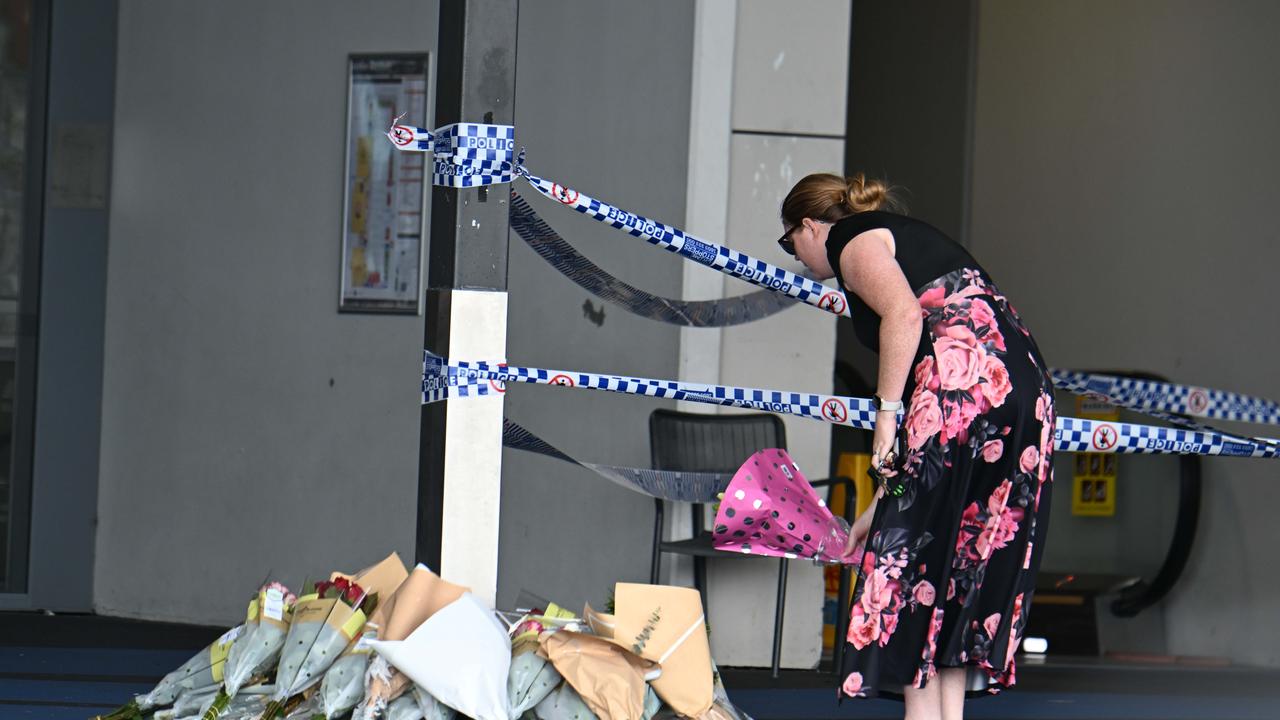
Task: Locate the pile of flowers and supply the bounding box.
[93,554,752,720]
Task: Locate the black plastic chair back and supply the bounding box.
[649,407,786,487]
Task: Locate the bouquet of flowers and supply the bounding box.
[354,564,466,718]
[317,627,376,718]
[202,683,275,720]
[610,582,714,718]
[271,690,323,720]
[201,582,298,719]
[504,602,581,718]
[506,621,562,717]
[366,592,510,720]
[225,583,297,693]
[537,629,655,720]
[411,685,456,720]
[387,693,427,720]
[171,686,221,717]
[711,448,849,564]
[97,624,244,719]
[532,681,597,720]
[261,576,378,718]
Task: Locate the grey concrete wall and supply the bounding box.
[98,0,700,626]
[696,0,850,668]
[96,0,437,624]
[495,1,693,614]
[846,0,977,243]
[972,0,1280,666]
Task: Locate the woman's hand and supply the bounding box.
[842,501,876,561]
[871,410,899,469]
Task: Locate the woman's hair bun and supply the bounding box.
[780,172,902,228]
[844,172,890,213]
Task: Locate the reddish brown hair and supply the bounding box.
[780,172,900,230]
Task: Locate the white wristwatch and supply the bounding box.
[873,394,903,413]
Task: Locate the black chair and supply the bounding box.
[647,408,855,677]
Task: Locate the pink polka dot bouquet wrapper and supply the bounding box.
[711,448,850,564]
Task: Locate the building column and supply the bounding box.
[417,0,518,608]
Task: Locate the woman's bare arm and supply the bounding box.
[838,228,922,405]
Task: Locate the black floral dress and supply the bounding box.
[826,212,1056,699]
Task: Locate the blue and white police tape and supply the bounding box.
[503,418,729,502]
[518,170,852,316]
[386,117,518,188]
[423,351,1280,458]
[510,192,797,327]
[386,120,844,315]
[1051,370,1280,426]
[424,349,878,429]
[387,122,1280,428]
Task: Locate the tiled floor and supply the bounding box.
[721,658,1280,720]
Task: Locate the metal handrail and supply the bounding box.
[1088,370,1201,618]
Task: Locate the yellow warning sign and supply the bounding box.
[1073,396,1117,516]
[822,452,873,653]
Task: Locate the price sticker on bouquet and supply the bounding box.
[217,625,245,646]
[210,626,241,683]
[263,587,286,622]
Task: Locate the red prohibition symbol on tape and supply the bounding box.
[821,398,848,423]
[551,184,578,205]
[1187,388,1209,415]
[389,125,416,147]
[818,292,846,314]
[490,364,507,393]
[1091,424,1118,451]
[549,374,576,388]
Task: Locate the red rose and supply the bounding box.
[343,581,366,606]
[968,298,998,332]
[913,356,940,392]
[1019,446,1039,475]
[848,608,880,649]
[842,672,865,697]
[984,612,1002,639]
[905,389,944,450]
[979,355,1012,409]
[913,581,937,607]
[933,325,985,392]
[918,286,946,309]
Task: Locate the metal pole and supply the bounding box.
[417,0,518,607]
[772,558,788,678]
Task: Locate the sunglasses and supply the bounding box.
[776,220,829,258]
[777,229,797,258]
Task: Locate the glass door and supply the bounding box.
[0,0,44,594]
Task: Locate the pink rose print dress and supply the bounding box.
[826,211,1055,700]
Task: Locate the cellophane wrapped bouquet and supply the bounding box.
[201,582,298,719]
[97,624,244,720]
[261,576,378,718]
